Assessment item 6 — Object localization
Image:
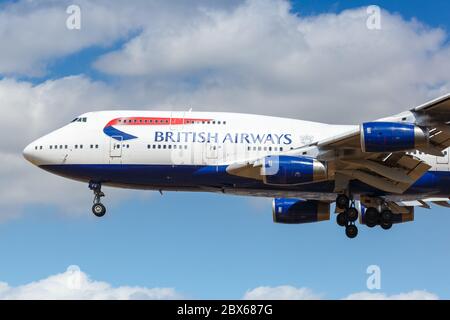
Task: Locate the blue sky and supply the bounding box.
[1,0,450,299]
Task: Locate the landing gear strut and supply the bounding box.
[89,182,106,217]
[335,194,359,239]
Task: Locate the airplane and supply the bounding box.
[23,93,450,238]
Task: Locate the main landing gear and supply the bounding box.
[335,194,395,238]
[364,207,393,230]
[335,194,359,239]
[89,181,106,217]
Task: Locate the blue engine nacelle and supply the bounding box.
[360,122,428,153]
[272,198,330,224]
[262,155,327,186]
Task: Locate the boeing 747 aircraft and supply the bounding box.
[23,94,450,238]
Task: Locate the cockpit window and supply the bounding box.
[71,117,87,123]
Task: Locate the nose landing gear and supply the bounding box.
[89,182,106,217]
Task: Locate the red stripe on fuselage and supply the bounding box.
[104,117,213,128]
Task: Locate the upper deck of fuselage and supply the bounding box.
[76,110,357,140]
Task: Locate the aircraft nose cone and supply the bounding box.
[23,143,38,165]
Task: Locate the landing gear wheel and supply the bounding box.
[380,209,393,230]
[92,203,106,217]
[381,210,392,222]
[365,207,379,228]
[89,181,107,217]
[380,221,392,230]
[336,194,350,210]
[346,207,359,222]
[345,224,358,239]
[337,212,348,227]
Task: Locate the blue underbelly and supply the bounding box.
[40,164,450,196]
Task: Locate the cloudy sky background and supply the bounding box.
[0,0,450,299]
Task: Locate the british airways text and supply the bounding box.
[154,131,293,145]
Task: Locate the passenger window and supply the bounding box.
[157,145,161,149]
[280,147,283,151]
[95,145,99,149]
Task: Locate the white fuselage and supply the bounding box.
[23,111,450,199]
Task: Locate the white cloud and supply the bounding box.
[0,76,149,221]
[94,0,450,123]
[243,285,322,300]
[0,273,440,300]
[0,265,181,300]
[243,285,439,300]
[0,0,240,76]
[0,0,140,76]
[344,290,439,300]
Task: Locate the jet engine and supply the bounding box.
[262,155,327,186]
[272,198,330,224]
[360,122,428,153]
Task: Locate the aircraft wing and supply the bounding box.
[227,93,450,197]
[299,93,450,194]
